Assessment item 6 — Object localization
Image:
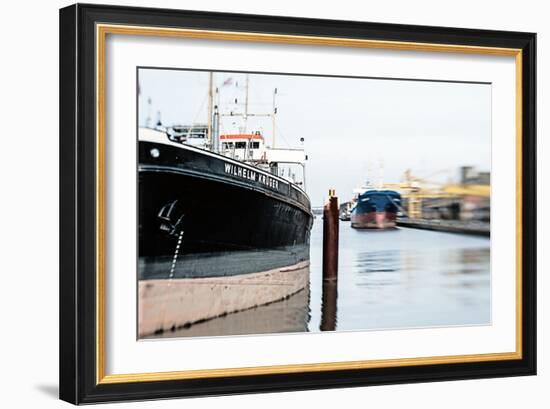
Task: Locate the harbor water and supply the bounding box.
[153,218,490,338]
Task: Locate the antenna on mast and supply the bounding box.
[156,110,162,128]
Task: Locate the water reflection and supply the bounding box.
[355,250,400,274]
[309,220,490,332]
[320,281,338,331]
[152,219,490,338]
[148,286,311,339]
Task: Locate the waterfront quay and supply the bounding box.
[152,218,490,338]
[396,218,490,236]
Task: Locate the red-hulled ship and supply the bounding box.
[350,189,402,229]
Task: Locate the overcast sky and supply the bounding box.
[138,68,491,207]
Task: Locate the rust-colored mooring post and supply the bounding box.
[322,189,339,281]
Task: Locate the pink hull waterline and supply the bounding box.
[351,211,397,229]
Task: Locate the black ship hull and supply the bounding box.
[138,139,313,281]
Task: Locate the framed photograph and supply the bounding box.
[59,3,536,404]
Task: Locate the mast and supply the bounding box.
[146,97,152,128]
[378,159,384,189]
[301,137,306,190]
[244,74,249,132]
[212,104,220,153]
[207,72,213,149]
[272,87,277,148]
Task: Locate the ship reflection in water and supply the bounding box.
[149,218,490,338]
[158,287,311,338]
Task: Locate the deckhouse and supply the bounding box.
[220,132,266,161]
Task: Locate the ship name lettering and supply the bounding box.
[224,163,279,190]
[258,174,279,190]
[224,163,258,183]
[225,163,279,190]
